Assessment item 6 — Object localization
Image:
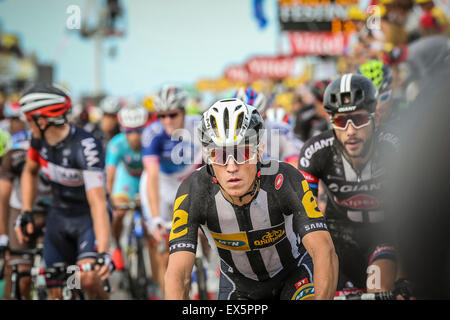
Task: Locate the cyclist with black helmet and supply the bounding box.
[298,74,402,296]
[16,83,114,300]
[164,98,338,300]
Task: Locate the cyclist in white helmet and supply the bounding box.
[164,98,338,300]
[139,85,202,294]
[105,104,149,272]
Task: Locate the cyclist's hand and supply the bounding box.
[150,216,165,243]
[95,252,114,281]
[14,211,34,244]
[394,278,416,300]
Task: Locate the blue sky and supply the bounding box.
[0,0,279,97]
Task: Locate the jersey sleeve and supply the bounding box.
[141,123,162,165]
[27,137,41,163]
[77,135,106,191]
[280,163,328,239]
[168,172,204,255]
[105,135,122,167]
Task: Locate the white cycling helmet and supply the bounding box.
[117,104,149,129]
[199,98,265,148]
[265,108,287,123]
[153,85,188,112]
[99,96,123,114]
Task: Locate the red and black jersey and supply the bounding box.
[27,125,107,214]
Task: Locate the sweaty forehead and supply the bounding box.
[334,109,370,117]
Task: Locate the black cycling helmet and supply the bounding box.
[323,74,378,115]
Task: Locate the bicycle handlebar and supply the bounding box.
[334,291,396,300]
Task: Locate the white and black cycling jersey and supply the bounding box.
[168,160,328,282]
[298,125,399,224]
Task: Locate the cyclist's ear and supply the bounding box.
[258,143,265,160]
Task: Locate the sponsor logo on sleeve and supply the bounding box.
[292,283,315,300]
[169,194,189,241]
[275,173,284,190]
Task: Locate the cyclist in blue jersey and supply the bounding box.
[105,104,148,270]
[16,84,113,300]
[140,85,202,293]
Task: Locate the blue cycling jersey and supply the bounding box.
[141,115,202,179]
[105,133,143,178]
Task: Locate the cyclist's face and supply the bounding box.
[158,109,184,136]
[212,156,258,203]
[125,131,142,151]
[333,110,374,158]
[101,114,118,133]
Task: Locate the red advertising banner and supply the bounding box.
[224,64,251,83]
[288,31,348,56]
[245,56,296,79]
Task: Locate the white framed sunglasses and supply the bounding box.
[206,145,259,166]
[331,113,375,130]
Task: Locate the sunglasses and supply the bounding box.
[207,145,258,166]
[331,113,374,130]
[157,112,179,120]
[378,90,392,103]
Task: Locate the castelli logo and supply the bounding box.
[275,173,284,190]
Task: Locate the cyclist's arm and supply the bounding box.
[79,138,111,255]
[0,179,12,236]
[86,185,110,254]
[21,151,40,212]
[144,158,161,221]
[0,151,14,236]
[105,165,116,195]
[164,251,196,299]
[283,163,337,299]
[302,230,338,300]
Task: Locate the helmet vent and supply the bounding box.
[223,107,229,133]
[235,112,244,137]
[210,115,220,138]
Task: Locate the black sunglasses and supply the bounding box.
[157,112,180,119]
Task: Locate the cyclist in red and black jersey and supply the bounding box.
[16,83,113,300]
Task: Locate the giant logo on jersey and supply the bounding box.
[169,194,189,241]
[299,137,334,168]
